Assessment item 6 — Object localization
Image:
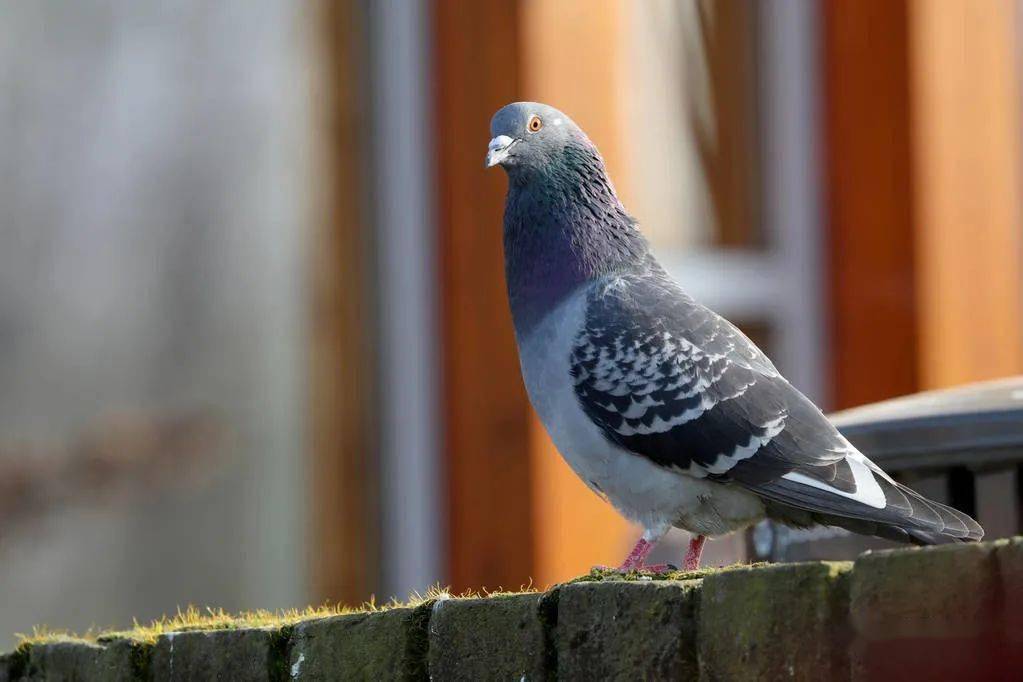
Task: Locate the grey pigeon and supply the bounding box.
[486,102,983,571]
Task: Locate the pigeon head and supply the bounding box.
[485,102,585,174]
[488,102,651,336]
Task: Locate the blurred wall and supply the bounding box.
[0,1,313,646]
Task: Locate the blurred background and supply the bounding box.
[1,0,1021,648]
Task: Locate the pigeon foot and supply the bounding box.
[683,535,706,571]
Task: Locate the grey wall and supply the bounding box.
[0,1,313,646]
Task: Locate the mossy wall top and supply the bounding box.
[3,537,1022,681]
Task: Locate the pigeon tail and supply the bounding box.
[759,467,984,544]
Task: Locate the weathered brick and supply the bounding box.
[15,639,146,682]
[699,561,850,681]
[996,536,1023,669]
[556,579,700,681]
[850,542,1000,680]
[998,537,1023,637]
[0,649,27,682]
[428,592,552,680]
[287,604,432,681]
[150,628,283,682]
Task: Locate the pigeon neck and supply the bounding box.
[502,145,648,336]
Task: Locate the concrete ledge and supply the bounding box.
[556,579,701,681]
[4,536,1021,681]
[150,629,281,682]
[286,603,432,681]
[850,542,1001,680]
[0,651,27,682]
[12,639,145,682]
[996,537,1023,669]
[699,561,851,681]
[427,592,553,680]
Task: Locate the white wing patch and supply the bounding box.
[782,449,887,509]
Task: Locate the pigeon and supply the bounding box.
[486,101,983,572]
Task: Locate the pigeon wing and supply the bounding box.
[571,269,982,542]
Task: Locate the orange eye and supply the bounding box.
[527,115,543,133]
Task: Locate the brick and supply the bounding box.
[0,650,27,682]
[427,592,552,680]
[150,628,284,682]
[998,537,1023,639]
[15,639,146,682]
[850,542,1000,680]
[556,579,700,681]
[699,561,851,681]
[287,604,432,681]
[996,536,1023,669]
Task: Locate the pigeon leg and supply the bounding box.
[616,537,656,571]
[611,527,670,572]
[683,534,706,571]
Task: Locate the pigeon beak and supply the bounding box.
[485,135,517,168]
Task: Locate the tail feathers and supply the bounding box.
[808,510,976,546]
[753,467,984,545]
[876,476,983,542]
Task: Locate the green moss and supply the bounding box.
[997,537,1023,640]
[699,561,852,681]
[14,586,455,651]
[287,601,438,681]
[11,639,144,682]
[851,542,999,639]
[556,580,702,680]
[428,592,550,680]
[148,627,287,681]
[570,561,767,584]
[129,638,153,682]
[266,625,293,682]
[401,602,433,681]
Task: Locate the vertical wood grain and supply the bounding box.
[309,0,380,604]
[520,0,636,585]
[823,0,920,409]
[698,0,762,248]
[908,0,1023,388]
[433,0,535,591]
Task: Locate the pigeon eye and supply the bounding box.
[527,115,543,133]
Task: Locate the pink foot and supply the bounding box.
[683,535,706,571]
[592,534,668,574]
[616,537,656,571]
[592,562,676,574]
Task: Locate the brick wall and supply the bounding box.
[3,537,1020,681]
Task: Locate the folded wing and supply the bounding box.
[572,269,982,543]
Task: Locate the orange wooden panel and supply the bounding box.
[309,0,379,604]
[908,0,1023,388]
[520,0,636,586]
[433,0,535,592]
[697,1,762,249]
[823,0,920,409]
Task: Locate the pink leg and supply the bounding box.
[593,531,672,573]
[617,537,656,571]
[683,535,706,571]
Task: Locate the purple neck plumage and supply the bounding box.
[502,139,649,336]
